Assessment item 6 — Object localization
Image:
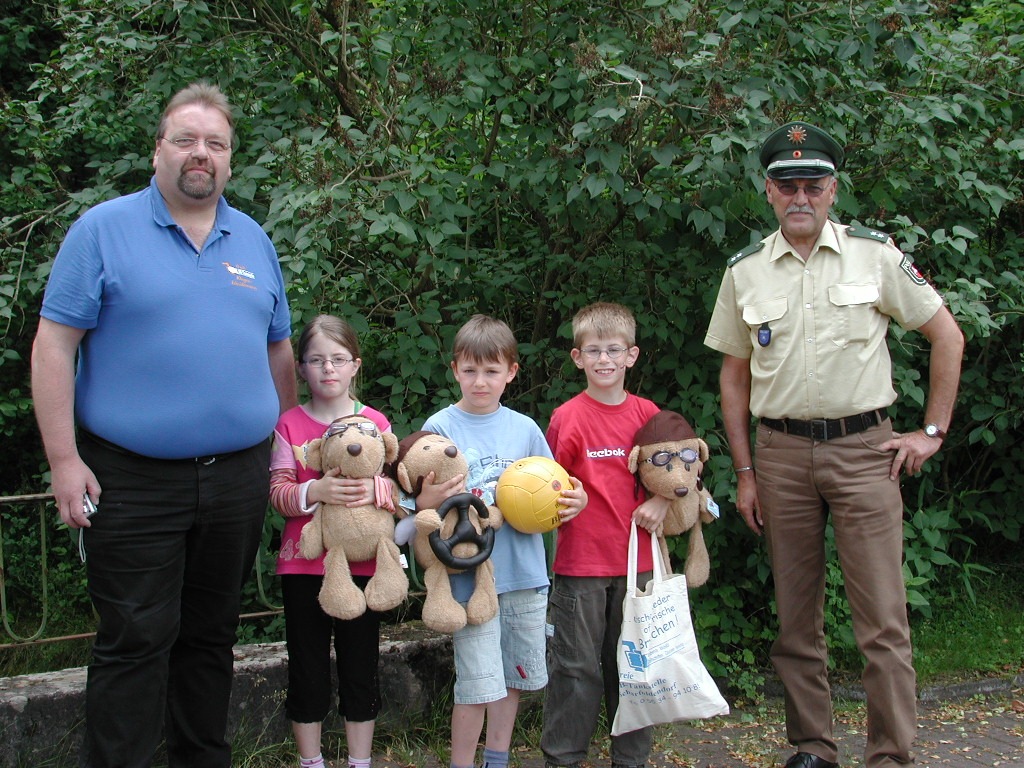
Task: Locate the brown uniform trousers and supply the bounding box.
[755,420,916,767]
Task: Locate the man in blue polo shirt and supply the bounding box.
[31,82,297,768]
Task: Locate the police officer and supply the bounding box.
[704,122,964,768]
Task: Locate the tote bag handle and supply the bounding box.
[626,521,669,596]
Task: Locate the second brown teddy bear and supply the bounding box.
[391,431,504,633]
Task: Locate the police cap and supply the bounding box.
[759,121,845,179]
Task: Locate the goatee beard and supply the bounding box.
[178,169,216,200]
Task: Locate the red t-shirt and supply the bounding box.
[547,391,661,576]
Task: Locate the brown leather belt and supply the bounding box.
[760,409,886,441]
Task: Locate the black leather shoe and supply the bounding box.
[784,753,838,768]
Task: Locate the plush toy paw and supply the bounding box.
[319,549,368,620]
[364,538,408,613]
[465,559,499,626]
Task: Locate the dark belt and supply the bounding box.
[79,429,250,464]
[760,409,886,441]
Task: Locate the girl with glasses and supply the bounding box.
[269,314,395,768]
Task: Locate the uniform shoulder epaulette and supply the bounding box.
[726,241,764,267]
[845,224,889,243]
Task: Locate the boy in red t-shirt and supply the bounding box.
[540,302,669,768]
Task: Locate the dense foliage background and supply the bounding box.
[1,0,1021,683]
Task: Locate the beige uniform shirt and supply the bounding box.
[704,220,943,420]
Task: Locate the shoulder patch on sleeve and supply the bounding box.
[726,241,765,267]
[846,224,889,243]
[899,255,928,286]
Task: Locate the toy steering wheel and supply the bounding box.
[428,492,496,570]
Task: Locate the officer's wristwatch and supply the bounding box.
[923,423,947,439]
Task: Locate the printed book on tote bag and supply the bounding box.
[610,522,729,735]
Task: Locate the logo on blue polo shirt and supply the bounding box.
[222,262,257,290]
[222,262,255,280]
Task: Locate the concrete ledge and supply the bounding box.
[0,623,454,768]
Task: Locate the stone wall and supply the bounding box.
[0,626,454,767]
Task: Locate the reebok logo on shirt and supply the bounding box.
[586,447,627,459]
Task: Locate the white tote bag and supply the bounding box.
[610,522,729,735]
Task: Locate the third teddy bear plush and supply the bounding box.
[391,431,503,633]
[628,410,718,587]
[298,414,407,620]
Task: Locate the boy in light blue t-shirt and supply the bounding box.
[417,315,587,768]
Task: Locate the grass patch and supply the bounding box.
[910,560,1024,685]
[373,683,456,766]
[826,559,1024,688]
[0,621,93,677]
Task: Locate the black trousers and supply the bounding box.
[78,431,270,768]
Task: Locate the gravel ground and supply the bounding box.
[364,684,1024,768]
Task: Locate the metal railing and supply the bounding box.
[0,493,288,651]
[0,494,52,645]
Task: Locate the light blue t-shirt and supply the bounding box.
[41,177,291,459]
[422,404,551,598]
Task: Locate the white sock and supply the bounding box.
[299,754,325,768]
[348,757,371,768]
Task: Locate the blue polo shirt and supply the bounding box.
[41,177,291,459]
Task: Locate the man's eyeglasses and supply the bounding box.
[160,136,232,155]
[578,346,630,360]
[643,448,699,467]
[772,180,829,198]
[324,421,378,439]
[303,356,355,369]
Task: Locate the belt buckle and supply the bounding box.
[810,419,831,441]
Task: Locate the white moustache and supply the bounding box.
[786,204,814,215]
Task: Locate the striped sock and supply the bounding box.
[348,757,371,768]
[299,755,325,768]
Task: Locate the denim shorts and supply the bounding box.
[453,587,549,704]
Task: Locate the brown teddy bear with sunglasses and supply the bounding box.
[627,410,718,587]
[298,414,408,619]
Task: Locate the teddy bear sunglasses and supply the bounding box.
[643,448,699,469]
[323,421,379,439]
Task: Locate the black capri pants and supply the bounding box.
[281,573,382,723]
